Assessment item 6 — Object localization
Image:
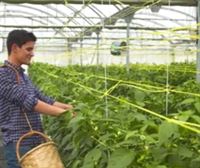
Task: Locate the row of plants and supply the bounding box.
[29,62,200,168]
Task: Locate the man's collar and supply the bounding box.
[4,60,25,73]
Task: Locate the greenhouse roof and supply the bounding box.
[0,0,198,52]
[0,0,197,6]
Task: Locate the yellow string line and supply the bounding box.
[72,80,200,133]
[108,95,200,134]
[42,0,199,47]
[100,76,200,98]
[40,45,195,52]
[47,44,197,67]
[119,83,166,93]
[101,80,122,98]
[37,67,200,134]
[43,25,198,59]
[66,70,200,98]
[41,19,199,55]
[37,64,200,99]
[108,64,197,75]
[67,71,166,90]
[177,120,200,128]
[170,89,200,98]
[167,118,200,133]
[57,68,200,99]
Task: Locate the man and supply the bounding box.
[0,29,73,168]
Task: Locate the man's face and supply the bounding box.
[14,41,35,65]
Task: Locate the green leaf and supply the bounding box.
[194,102,200,114]
[60,134,71,148]
[152,147,168,162]
[134,113,147,121]
[156,166,167,168]
[179,98,195,106]
[191,156,200,167]
[135,90,146,102]
[107,148,135,168]
[178,146,193,158]
[68,115,85,127]
[191,115,200,124]
[82,148,102,168]
[125,131,138,140]
[177,110,194,121]
[72,160,82,168]
[158,121,179,145]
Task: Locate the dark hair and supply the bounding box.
[6,29,37,55]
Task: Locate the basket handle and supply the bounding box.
[16,130,51,161]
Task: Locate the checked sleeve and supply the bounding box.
[0,71,38,112]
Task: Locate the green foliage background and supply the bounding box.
[29,62,200,168]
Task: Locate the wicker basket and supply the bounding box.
[16,131,65,168]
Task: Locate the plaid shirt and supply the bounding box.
[0,61,55,145]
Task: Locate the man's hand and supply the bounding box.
[63,104,73,110]
[53,101,77,117]
[53,101,73,110]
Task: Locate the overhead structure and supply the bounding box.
[0,0,198,70]
[0,0,198,6]
[0,0,197,42]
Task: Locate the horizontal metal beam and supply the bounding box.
[0,15,195,22]
[0,35,194,41]
[1,0,197,6]
[0,24,170,30]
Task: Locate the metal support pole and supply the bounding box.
[68,42,72,65]
[197,0,200,82]
[95,28,101,65]
[96,33,100,64]
[124,14,133,72]
[80,39,83,66]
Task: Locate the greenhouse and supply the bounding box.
[0,0,200,168]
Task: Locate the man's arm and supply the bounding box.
[0,71,73,116]
[33,84,74,111]
[34,100,67,116]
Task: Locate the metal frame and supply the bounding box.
[0,0,197,6]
